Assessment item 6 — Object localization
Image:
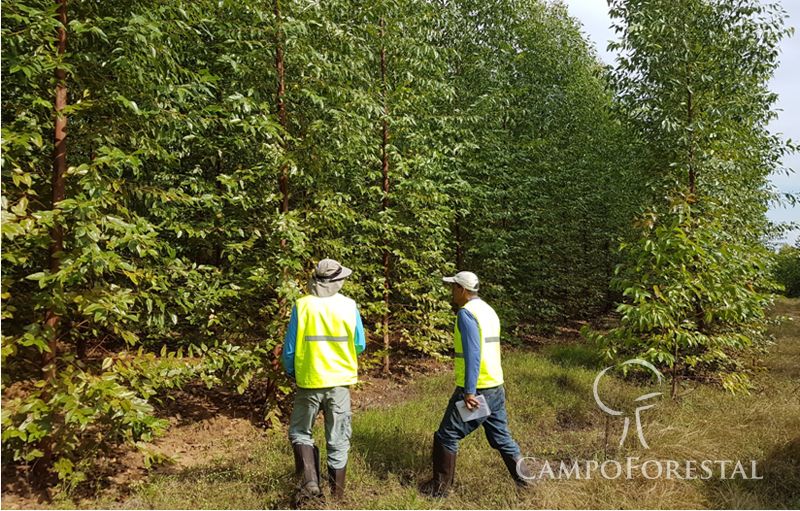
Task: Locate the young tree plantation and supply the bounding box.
[1,0,794,489]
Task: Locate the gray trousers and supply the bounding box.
[288,386,352,470]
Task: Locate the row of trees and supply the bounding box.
[1,0,643,476]
[585,0,793,396]
[1,0,792,479]
[774,239,800,297]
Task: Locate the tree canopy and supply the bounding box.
[1,0,793,479]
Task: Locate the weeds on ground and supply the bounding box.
[51,300,800,509]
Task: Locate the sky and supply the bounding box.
[564,0,800,247]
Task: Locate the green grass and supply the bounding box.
[59,299,800,509]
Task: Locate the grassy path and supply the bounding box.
[60,300,800,509]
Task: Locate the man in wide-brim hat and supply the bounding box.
[283,259,365,502]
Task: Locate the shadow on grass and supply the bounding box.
[540,343,605,371]
[702,435,800,509]
[134,460,297,510]
[350,419,429,486]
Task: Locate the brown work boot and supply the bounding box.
[293,444,321,503]
[501,453,535,487]
[327,465,346,499]
[420,436,457,497]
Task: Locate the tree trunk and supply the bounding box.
[454,130,463,272]
[671,343,679,399]
[604,239,612,310]
[455,214,463,271]
[45,0,68,383]
[276,0,288,219]
[380,17,391,375]
[502,116,509,230]
[273,0,288,372]
[686,70,695,198]
[453,72,463,273]
[38,0,68,475]
[685,66,703,391]
[215,92,225,268]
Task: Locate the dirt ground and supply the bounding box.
[0,322,600,509]
[0,353,451,510]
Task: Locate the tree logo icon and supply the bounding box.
[593,359,663,449]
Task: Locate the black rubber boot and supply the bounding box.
[327,465,346,499]
[293,444,321,503]
[313,446,321,486]
[501,453,534,487]
[420,436,457,497]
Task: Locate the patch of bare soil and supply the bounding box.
[1,466,53,510]
[352,355,450,411]
[1,316,605,509]
[509,313,621,348]
[1,380,280,509]
[0,355,447,509]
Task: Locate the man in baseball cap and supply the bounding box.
[441,271,480,293]
[283,259,364,503]
[421,271,532,496]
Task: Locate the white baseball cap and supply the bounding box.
[442,271,479,292]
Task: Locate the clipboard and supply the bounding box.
[456,394,491,422]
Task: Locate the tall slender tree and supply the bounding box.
[587,0,792,396]
[379,16,391,374]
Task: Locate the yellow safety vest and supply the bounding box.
[294,294,359,389]
[454,298,504,389]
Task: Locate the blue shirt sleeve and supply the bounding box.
[354,307,366,355]
[458,307,481,394]
[283,306,298,378]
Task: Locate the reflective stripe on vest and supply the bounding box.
[305,335,349,342]
[454,298,504,389]
[294,294,359,389]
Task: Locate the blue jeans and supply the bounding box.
[434,385,521,457]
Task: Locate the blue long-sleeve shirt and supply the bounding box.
[458,296,483,394]
[282,302,366,378]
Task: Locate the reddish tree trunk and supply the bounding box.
[671,343,679,399]
[273,0,289,372]
[45,0,67,382]
[276,0,288,220]
[454,126,463,272]
[380,17,391,375]
[38,0,68,475]
[686,69,695,198]
[214,90,226,268]
[215,155,224,267]
[455,215,463,271]
[683,68,699,398]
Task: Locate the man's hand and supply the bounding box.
[464,393,480,411]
